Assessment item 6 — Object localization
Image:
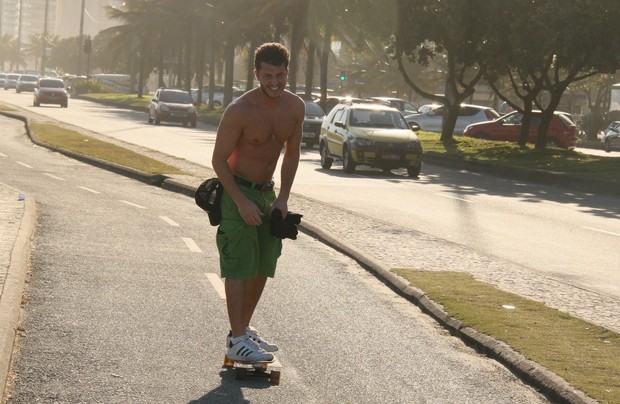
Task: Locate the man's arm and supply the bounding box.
[272,97,304,217]
[212,104,264,225]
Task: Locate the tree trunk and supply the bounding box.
[319,23,332,113]
[305,40,316,99]
[518,99,534,146]
[223,41,235,107]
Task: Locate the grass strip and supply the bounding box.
[29,122,185,175]
[393,269,620,403]
[418,133,620,182]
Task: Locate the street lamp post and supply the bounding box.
[77,0,86,76]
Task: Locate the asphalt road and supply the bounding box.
[0,118,549,402]
[1,91,618,301]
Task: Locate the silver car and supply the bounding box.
[404,103,499,135]
[601,121,620,152]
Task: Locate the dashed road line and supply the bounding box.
[160,216,179,227]
[437,193,474,203]
[78,186,101,194]
[44,173,65,181]
[119,200,147,209]
[205,273,226,299]
[182,237,202,252]
[584,226,620,237]
[16,161,32,168]
[0,152,7,157]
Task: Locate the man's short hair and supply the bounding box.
[254,42,290,71]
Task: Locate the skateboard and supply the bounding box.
[223,355,282,385]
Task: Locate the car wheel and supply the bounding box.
[148,114,153,124]
[61,102,68,108]
[190,120,197,128]
[475,132,490,140]
[16,89,20,94]
[305,140,315,148]
[604,141,611,153]
[214,101,222,108]
[155,115,161,125]
[382,167,391,174]
[546,138,559,148]
[320,142,333,169]
[34,100,39,107]
[407,162,421,178]
[343,146,356,173]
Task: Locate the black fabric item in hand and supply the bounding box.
[270,209,303,240]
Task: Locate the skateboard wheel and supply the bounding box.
[223,355,234,368]
[270,370,281,385]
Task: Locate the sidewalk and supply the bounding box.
[2,112,616,403]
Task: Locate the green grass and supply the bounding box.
[418,132,620,182]
[393,269,620,404]
[29,122,186,175]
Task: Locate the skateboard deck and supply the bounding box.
[223,355,282,385]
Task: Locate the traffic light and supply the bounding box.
[339,71,346,81]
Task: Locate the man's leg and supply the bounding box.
[225,275,268,337]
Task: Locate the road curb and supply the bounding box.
[423,153,620,198]
[0,111,597,403]
[298,220,595,404]
[0,185,36,401]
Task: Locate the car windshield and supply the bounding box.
[305,102,325,117]
[160,91,192,103]
[20,75,38,82]
[39,79,64,88]
[350,109,409,129]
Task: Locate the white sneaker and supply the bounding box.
[246,326,278,352]
[227,335,274,362]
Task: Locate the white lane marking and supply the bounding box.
[205,273,226,299]
[16,161,33,168]
[0,152,7,157]
[160,216,179,227]
[119,200,147,209]
[437,193,474,203]
[182,237,202,252]
[77,186,101,194]
[584,227,620,237]
[44,173,65,181]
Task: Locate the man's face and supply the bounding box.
[255,62,288,99]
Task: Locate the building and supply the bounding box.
[0,0,123,41]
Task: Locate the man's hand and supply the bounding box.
[238,198,264,225]
[269,196,288,219]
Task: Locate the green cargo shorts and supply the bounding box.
[216,184,282,279]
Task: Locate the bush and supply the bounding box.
[73,80,108,95]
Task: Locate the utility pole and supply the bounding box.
[77,0,86,76]
[40,0,50,76]
[16,0,23,71]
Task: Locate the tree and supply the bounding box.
[393,0,491,141]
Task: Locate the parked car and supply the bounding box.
[303,100,325,148]
[4,73,20,90]
[463,110,578,149]
[149,88,197,127]
[324,96,369,114]
[33,77,68,108]
[190,85,241,107]
[404,103,499,135]
[369,97,419,115]
[16,74,39,93]
[601,121,620,152]
[0,73,6,87]
[319,103,423,177]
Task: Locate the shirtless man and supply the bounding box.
[211,43,304,362]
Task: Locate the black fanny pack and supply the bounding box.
[195,177,223,226]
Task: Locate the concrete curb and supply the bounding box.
[423,154,620,198]
[0,185,36,401]
[1,111,598,403]
[298,221,595,404]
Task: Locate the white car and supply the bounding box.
[404,103,500,135]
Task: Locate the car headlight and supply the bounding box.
[353,137,374,147]
[188,106,197,113]
[406,141,422,151]
[160,104,170,112]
